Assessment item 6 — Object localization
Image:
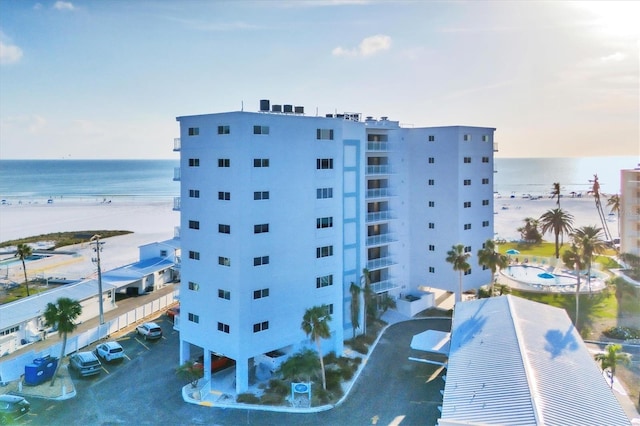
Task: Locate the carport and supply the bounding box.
[409,330,450,366]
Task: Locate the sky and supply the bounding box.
[0,0,638,159]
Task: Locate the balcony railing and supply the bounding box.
[173,167,181,181]
[367,141,389,152]
[366,165,392,175]
[173,138,181,151]
[173,197,181,211]
[366,188,394,199]
[366,233,397,246]
[493,142,498,152]
[366,256,396,271]
[174,226,181,239]
[366,211,395,223]
[370,279,400,294]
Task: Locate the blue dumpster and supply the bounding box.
[40,356,58,381]
[24,356,58,385]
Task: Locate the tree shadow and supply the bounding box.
[544,325,579,359]
[449,299,488,354]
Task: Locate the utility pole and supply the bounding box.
[90,234,105,325]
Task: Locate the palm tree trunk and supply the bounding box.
[575,271,581,329]
[554,231,560,259]
[458,271,463,303]
[50,332,67,386]
[316,338,326,390]
[21,259,30,296]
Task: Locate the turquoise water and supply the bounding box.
[504,265,576,286]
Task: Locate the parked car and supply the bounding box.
[166,304,180,323]
[96,341,125,362]
[136,322,163,340]
[194,353,235,372]
[69,352,102,377]
[0,395,30,423]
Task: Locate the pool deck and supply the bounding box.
[499,263,607,293]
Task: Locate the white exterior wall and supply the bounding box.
[620,168,640,256]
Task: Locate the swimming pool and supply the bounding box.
[502,265,577,286]
[0,254,50,268]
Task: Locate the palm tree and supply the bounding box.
[362,268,375,333]
[539,208,574,259]
[349,282,361,339]
[573,226,607,294]
[562,244,584,327]
[588,174,613,241]
[606,194,621,241]
[551,182,561,207]
[43,297,82,386]
[517,217,542,244]
[301,305,332,390]
[594,343,631,388]
[15,243,33,296]
[477,239,508,297]
[446,244,471,303]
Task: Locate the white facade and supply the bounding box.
[620,166,640,256]
[175,103,495,392]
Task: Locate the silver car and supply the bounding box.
[96,341,125,362]
[69,351,102,377]
[136,322,163,340]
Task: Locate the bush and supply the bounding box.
[267,378,289,396]
[603,326,640,340]
[260,392,285,406]
[236,393,260,404]
[348,338,369,355]
[325,369,343,392]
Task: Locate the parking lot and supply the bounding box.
[13,318,450,425]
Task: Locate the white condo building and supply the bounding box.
[620,166,640,256]
[174,100,496,393]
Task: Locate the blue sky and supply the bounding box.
[0,0,638,159]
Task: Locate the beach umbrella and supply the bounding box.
[506,249,520,255]
[537,272,555,279]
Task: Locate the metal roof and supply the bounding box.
[439,295,630,426]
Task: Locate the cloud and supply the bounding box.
[600,52,626,62]
[53,1,75,11]
[0,40,23,65]
[332,34,391,57]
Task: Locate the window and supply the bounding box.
[428,201,435,207]
[218,191,231,200]
[482,178,489,184]
[217,322,230,333]
[218,256,230,266]
[316,217,333,229]
[218,289,230,300]
[254,191,269,200]
[316,128,334,140]
[482,156,489,163]
[188,281,199,291]
[188,313,199,323]
[188,158,200,167]
[464,246,471,253]
[188,127,199,136]
[464,179,471,186]
[254,223,269,234]
[189,189,200,198]
[464,269,472,275]
[253,256,269,266]
[482,199,489,206]
[482,220,490,227]
[368,134,388,142]
[316,245,334,258]
[324,304,334,315]
[218,224,230,234]
[464,157,471,164]
[0,326,20,336]
[464,223,472,230]
[428,135,435,142]
[253,321,269,333]
[482,135,489,142]
[188,220,200,230]
[218,158,230,167]
[429,267,435,273]
[253,125,269,135]
[464,202,471,208]
[428,222,435,229]
[254,158,269,167]
[160,250,167,257]
[316,275,333,288]
[188,251,200,260]
[428,179,435,186]
[316,158,334,169]
[463,134,471,141]
[217,125,230,134]
[428,157,435,164]
[253,288,269,299]
[428,245,435,251]
[317,188,333,199]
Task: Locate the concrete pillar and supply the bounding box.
[179,339,191,365]
[235,357,249,394]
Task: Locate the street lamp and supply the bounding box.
[90,234,105,325]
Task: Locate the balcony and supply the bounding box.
[173,138,181,151]
[366,256,396,271]
[366,232,397,246]
[173,197,181,211]
[366,165,392,175]
[173,167,181,181]
[493,142,499,152]
[367,141,389,152]
[174,226,181,239]
[366,211,395,223]
[370,279,400,294]
[366,188,394,199]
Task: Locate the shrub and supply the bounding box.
[236,393,260,404]
[260,392,285,406]
[603,326,640,340]
[267,379,289,396]
[325,369,343,392]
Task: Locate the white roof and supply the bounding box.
[439,295,630,426]
[410,330,450,355]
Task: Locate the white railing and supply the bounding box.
[370,279,400,293]
[366,211,394,223]
[366,188,393,198]
[173,167,181,181]
[366,256,396,270]
[366,233,397,246]
[173,138,181,151]
[367,141,389,151]
[366,165,392,175]
[173,197,181,211]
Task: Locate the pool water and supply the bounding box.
[502,265,577,286]
[0,254,50,267]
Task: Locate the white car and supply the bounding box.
[136,322,163,340]
[96,341,125,362]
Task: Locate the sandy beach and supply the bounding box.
[0,194,616,246]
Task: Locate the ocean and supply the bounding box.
[0,156,636,202]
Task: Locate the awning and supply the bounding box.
[410,330,451,355]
